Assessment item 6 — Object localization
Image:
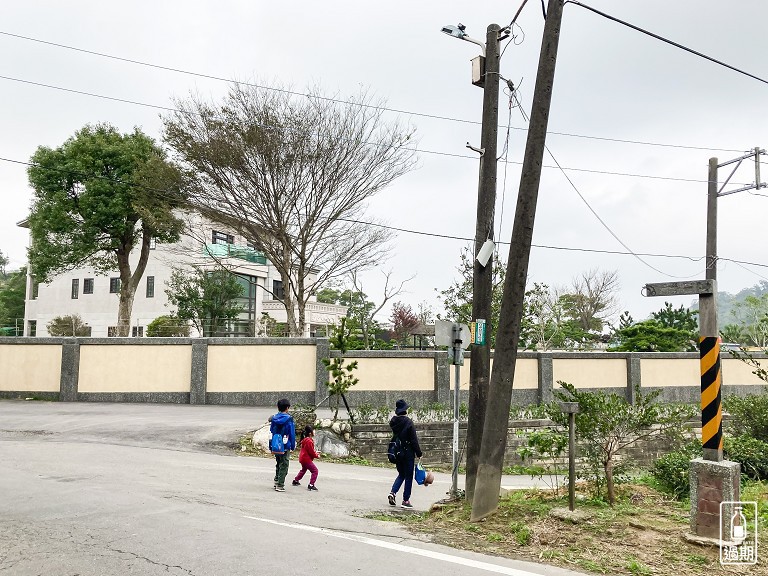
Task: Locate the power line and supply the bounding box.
[568,1,768,86]
[4,154,715,267]
[0,73,750,187]
[0,28,747,154]
[511,91,703,280]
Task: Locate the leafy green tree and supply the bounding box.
[0,267,27,332]
[437,247,506,347]
[0,249,8,279]
[27,124,183,336]
[322,317,359,420]
[720,324,748,346]
[732,294,768,347]
[46,314,91,336]
[166,266,244,336]
[146,315,190,337]
[610,302,698,352]
[550,381,695,505]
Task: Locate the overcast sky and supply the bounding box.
[2,1,767,324]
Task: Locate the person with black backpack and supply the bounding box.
[387,399,422,509]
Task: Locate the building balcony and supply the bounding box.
[204,243,267,265]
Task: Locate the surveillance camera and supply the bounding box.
[440,24,466,39]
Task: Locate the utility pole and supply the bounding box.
[701,157,721,461]
[471,0,565,521]
[465,22,502,503]
[644,147,764,540]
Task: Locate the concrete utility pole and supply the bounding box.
[465,22,502,503]
[644,148,765,541]
[471,0,565,522]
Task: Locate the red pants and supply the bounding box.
[294,460,318,485]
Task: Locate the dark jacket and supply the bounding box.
[270,412,296,451]
[389,414,422,458]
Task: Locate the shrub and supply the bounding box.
[46,314,91,336]
[723,392,768,442]
[146,315,190,337]
[650,441,701,499]
[724,435,768,480]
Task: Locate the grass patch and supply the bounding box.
[374,482,768,576]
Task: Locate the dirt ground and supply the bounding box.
[377,483,767,576]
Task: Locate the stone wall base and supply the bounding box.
[689,457,741,540]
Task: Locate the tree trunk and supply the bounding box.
[116,283,137,337]
[115,230,152,337]
[604,458,615,506]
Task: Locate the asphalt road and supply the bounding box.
[0,400,585,576]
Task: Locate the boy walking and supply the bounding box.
[270,398,296,492]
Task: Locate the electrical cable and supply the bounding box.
[511,92,703,280]
[0,29,748,154]
[3,154,713,265]
[0,73,746,186]
[567,1,768,86]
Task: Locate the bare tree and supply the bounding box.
[565,269,620,334]
[163,84,417,336]
[351,270,413,349]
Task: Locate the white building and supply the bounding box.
[18,214,347,338]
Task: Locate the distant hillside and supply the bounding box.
[690,280,768,326]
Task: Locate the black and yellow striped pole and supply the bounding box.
[700,157,723,461]
[700,335,723,457]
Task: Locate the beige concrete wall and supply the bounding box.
[722,358,767,386]
[78,345,192,392]
[207,345,315,392]
[553,358,626,389]
[352,357,435,391]
[456,358,538,390]
[0,345,61,392]
[641,358,699,388]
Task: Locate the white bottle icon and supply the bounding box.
[731,505,747,541]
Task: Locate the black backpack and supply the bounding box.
[387,435,406,464]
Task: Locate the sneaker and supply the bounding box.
[292,480,301,486]
[275,485,286,492]
[401,500,413,509]
[307,484,318,491]
[387,493,396,506]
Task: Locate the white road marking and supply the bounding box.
[244,516,545,576]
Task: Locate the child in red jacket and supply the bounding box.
[292,425,321,491]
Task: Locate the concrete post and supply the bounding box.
[190,339,208,405]
[59,339,80,402]
[537,352,554,404]
[315,338,330,406]
[626,354,641,404]
[435,350,451,405]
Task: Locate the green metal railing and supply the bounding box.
[204,243,267,265]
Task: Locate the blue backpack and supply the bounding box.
[270,430,286,454]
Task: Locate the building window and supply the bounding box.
[149,237,157,250]
[146,276,155,298]
[71,279,79,299]
[212,230,234,245]
[109,277,121,294]
[28,320,36,337]
[31,278,39,300]
[272,279,285,301]
[83,278,94,294]
[131,326,145,337]
[246,240,263,251]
